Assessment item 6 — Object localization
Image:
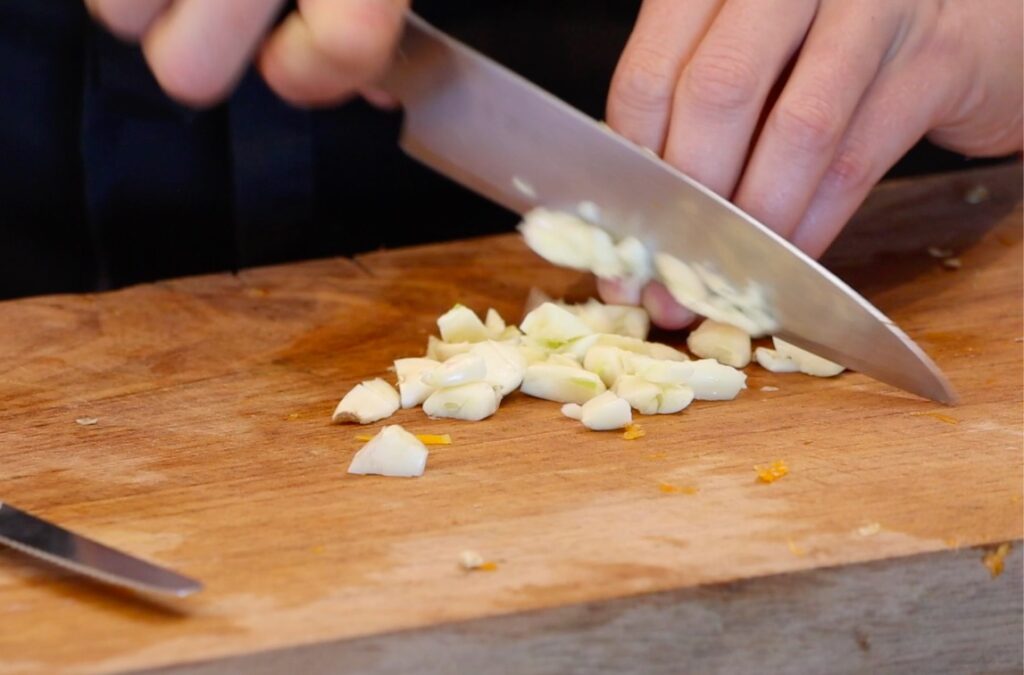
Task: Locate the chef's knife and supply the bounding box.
[0,502,202,597]
[380,14,955,403]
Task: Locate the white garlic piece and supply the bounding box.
[421,353,487,388]
[423,382,502,421]
[518,208,624,278]
[348,425,428,477]
[437,304,491,343]
[754,347,799,373]
[520,302,594,346]
[582,345,628,388]
[580,391,633,431]
[773,338,846,377]
[686,319,752,368]
[613,375,694,414]
[470,340,527,395]
[393,357,440,408]
[332,378,400,424]
[425,335,473,362]
[561,403,583,420]
[615,236,653,286]
[559,298,650,340]
[484,308,506,335]
[520,363,606,404]
[623,354,745,401]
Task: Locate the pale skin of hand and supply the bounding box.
[601,0,1023,329]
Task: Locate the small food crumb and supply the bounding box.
[941,257,962,270]
[459,550,498,572]
[755,460,789,484]
[760,385,779,392]
[75,417,99,426]
[964,184,990,204]
[355,433,452,445]
[644,452,668,461]
[982,543,1011,578]
[944,536,961,549]
[310,545,326,555]
[658,482,699,495]
[787,538,807,557]
[911,411,959,425]
[927,246,953,259]
[623,423,646,440]
[286,412,302,420]
[856,522,882,537]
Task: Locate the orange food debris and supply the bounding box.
[478,561,499,572]
[787,538,807,557]
[355,433,452,445]
[755,460,789,484]
[944,536,961,549]
[309,545,326,555]
[623,423,646,440]
[659,482,699,495]
[910,411,959,425]
[286,412,302,420]
[983,543,1011,578]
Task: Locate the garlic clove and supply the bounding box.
[426,335,473,362]
[559,299,651,340]
[591,334,689,361]
[754,346,799,373]
[612,375,662,415]
[421,353,487,388]
[518,208,624,278]
[520,302,594,346]
[484,308,506,335]
[686,319,752,368]
[580,391,632,430]
[583,345,628,387]
[654,253,708,305]
[657,384,695,414]
[773,338,846,377]
[470,340,527,395]
[624,354,745,400]
[423,382,502,421]
[437,304,491,343]
[561,403,583,420]
[332,378,400,424]
[347,425,428,477]
[615,236,653,286]
[394,357,440,408]
[521,363,606,404]
[544,353,584,368]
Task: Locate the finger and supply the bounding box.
[142,0,285,107]
[642,282,698,330]
[85,0,171,40]
[791,62,948,258]
[597,277,643,306]
[607,0,724,152]
[662,0,819,198]
[259,0,408,107]
[732,0,906,238]
[360,86,400,110]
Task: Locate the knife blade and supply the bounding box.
[380,14,956,404]
[0,502,202,597]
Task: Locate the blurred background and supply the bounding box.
[0,1,1010,299]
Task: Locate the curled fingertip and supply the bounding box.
[597,277,643,306]
[642,282,697,330]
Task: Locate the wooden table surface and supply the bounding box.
[0,165,1021,674]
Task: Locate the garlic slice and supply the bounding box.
[580,391,633,430]
[561,333,688,362]
[484,308,506,335]
[518,208,624,278]
[582,345,628,387]
[773,338,845,377]
[426,335,474,362]
[423,382,502,421]
[521,363,606,404]
[754,347,799,373]
[520,302,594,346]
[623,353,745,400]
[470,340,527,395]
[613,375,694,414]
[332,378,400,424]
[437,304,491,343]
[559,298,650,340]
[686,319,752,368]
[561,403,583,420]
[422,353,487,388]
[615,236,653,286]
[394,357,440,408]
[347,425,428,477]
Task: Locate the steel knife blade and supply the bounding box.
[380,14,955,403]
[0,502,202,597]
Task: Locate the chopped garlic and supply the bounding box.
[518,208,624,278]
[773,338,845,377]
[579,391,632,431]
[657,383,696,413]
[583,345,628,387]
[458,549,485,570]
[484,308,506,334]
[422,353,487,388]
[615,236,653,286]
[623,353,746,400]
[613,375,693,414]
[426,335,474,362]
[347,425,428,477]
[754,347,800,373]
[394,357,440,408]
[521,363,606,404]
[520,302,594,345]
[423,382,502,421]
[561,403,583,420]
[563,333,688,362]
[686,319,752,368]
[332,378,400,424]
[437,304,491,343]
[559,298,650,340]
[470,340,527,395]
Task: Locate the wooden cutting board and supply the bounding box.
[0,165,1020,674]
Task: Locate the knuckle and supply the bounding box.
[682,47,761,113]
[609,43,679,116]
[146,53,228,108]
[306,9,397,79]
[824,142,874,192]
[772,95,845,152]
[86,0,146,40]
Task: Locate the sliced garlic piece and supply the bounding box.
[423,382,502,421]
[560,298,650,340]
[583,345,628,387]
[521,363,606,404]
[657,384,695,414]
[518,208,624,278]
[613,375,662,415]
[773,338,845,377]
[394,357,440,408]
[545,353,583,368]
[621,353,695,385]
[686,319,752,368]
[421,353,487,388]
[470,340,527,395]
[520,302,594,346]
[332,378,400,424]
[347,425,428,477]
[425,335,473,362]
[437,304,490,343]
[561,403,583,420]
[484,308,506,335]
[754,347,799,373]
[655,253,708,305]
[623,354,746,400]
[615,236,653,286]
[580,391,632,430]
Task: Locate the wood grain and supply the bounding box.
[0,166,1020,674]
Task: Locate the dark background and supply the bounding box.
[0,1,1008,300]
